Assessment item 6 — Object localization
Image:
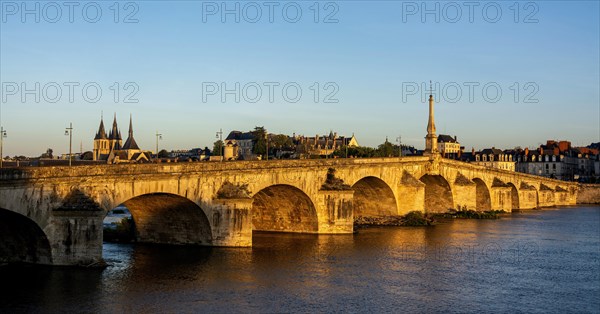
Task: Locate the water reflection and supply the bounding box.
[1,207,598,313]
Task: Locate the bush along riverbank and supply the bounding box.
[354,209,506,228]
[354,211,435,228]
[435,209,506,219]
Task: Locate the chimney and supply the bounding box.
[524,147,529,156]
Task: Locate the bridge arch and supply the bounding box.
[472,178,491,211]
[351,176,398,217]
[507,182,520,210]
[0,208,52,265]
[419,174,454,213]
[251,184,319,233]
[118,193,213,245]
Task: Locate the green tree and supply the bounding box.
[80,151,94,160]
[252,126,267,157]
[333,145,348,158]
[212,140,224,156]
[271,134,293,157]
[40,148,53,159]
[158,149,170,158]
[352,146,376,158]
[376,139,399,157]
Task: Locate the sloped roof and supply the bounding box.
[94,119,107,140]
[438,134,457,143]
[122,136,140,150]
[108,114,121,140]
[122,115,140,150]
[226,131,255,141]
[481,148,504,155]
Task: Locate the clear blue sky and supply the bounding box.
[1,0,599,157]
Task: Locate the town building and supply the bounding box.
[295,131,359,157]
[437,134,461,158]
[513,140,599,181]
[225,131,255,160]
[93,114,151,164]
[169,148,211,161]
[471,148,515,171]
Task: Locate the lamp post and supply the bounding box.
[396,136,402,157]
[265,131,269,161]
[155,131,163,160]
[0,127,6,168]
[216,128,223,161]
[64,123,73,167]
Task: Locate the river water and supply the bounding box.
[2,206,599,313]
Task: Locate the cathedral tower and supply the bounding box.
[93,114,110,160]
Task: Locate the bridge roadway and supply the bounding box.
[0,155,578,265]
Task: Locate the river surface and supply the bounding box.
[2,206,599,313]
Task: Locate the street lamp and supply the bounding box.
[0,127,6,168]
[265,131,269,161]
[396,135,402,157]
[216,128,223,161]
[64,123,73,167]
[155,131,163,160]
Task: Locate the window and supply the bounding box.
[546,164,549,169]
[553,164,556,169]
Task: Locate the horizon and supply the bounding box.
[1,1,599,156]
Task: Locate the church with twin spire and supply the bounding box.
[93,114,151,163]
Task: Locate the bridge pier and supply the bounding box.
[49,210,104,266]
[554,187,570,206]
[490,186,513,212]
[452,181,476,211]
[210,199,253,247]
[397,172,426,214]
[518,189,539,209]
[315,190,354,234]
[538,185,556,207]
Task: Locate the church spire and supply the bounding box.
[109,113,121,140]
[122,114,140,150]
[94,114,107,140]
[128,114,133,137]
[424,80,439,156]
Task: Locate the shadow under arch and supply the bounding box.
[251,184,318,233]
[0,208,52,264]
[351,176,398,217]
[472,178,491,211]
[419,174,454,213]
[507,182,520,210]
[119,193,212,245]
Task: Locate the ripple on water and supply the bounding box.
[1,206,599,313]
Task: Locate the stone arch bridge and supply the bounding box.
[0,156,578,265]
